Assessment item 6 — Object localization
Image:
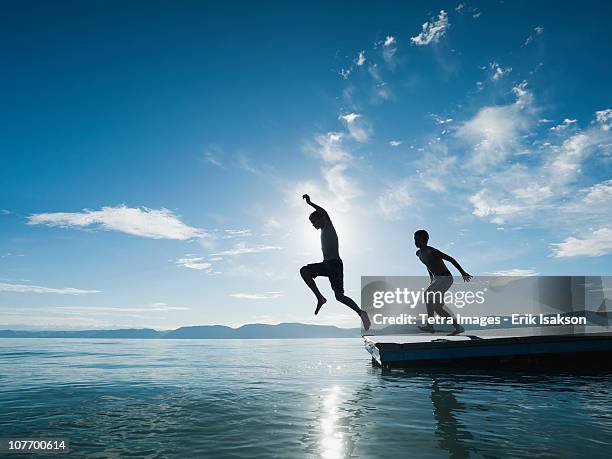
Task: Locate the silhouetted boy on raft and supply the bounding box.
[414,229,472,336]
[300,194,371,331]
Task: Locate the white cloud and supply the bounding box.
[456,82,533,170]
[377,181,413,220]
[468,189,522,223]
[389,140,402,147]
[411,10,449,46]
[490,269,539,276]
[230,292,283,300]
[322,163,362,210]
[339,112,372,142]
[28,205,205,240]
[237,152,273,177]
[545,133,592,185]
[310,132,351,163]
[212,243,282,256]
[262,217,282,232]
[595,109,612,131]
[431,114,453,125]
[55,304,191,313]
[550,118,577,132]
[382,36,398,69]
[175,256,213,271]
[224,229,252,238]
[355,50,366,66]
[0,282,100,295]
[581,179,612,204]
[551,228,612,257]
[468,111,612,228]
[489,62,512,80]
[339,68,351,80]
[368,64,393,102]
[302,127,362,212]
[524,26,544,46]
[417,152,457,192]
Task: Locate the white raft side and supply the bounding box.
[363,325,612,344]
[364,335,474,345]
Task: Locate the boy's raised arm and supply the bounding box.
[432,248,472,282]
[302,194,328,216]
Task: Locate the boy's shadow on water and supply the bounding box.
[429,377,474,459]
[377,369,479,459]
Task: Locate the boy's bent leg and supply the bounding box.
[300,265,327,314]
[334,292,371,331]
[419,299,436,333]
[434,304,464,335]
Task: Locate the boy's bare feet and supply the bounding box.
[314,296,327,315]
[360,310,371,331]
[419,324,435,333]
[448,325,465,336]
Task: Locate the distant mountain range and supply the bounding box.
[0,322,362,339]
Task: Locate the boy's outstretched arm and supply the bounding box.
[302,194,328,216]
[433,248,472,282]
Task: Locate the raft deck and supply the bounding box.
[364,332,612,369]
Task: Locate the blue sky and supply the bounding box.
[1,1,611,329]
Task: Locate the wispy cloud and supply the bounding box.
[368,64,393,102]
[524,25,544,46]
[382,35,398,69]
[411,10,449,46]
[551,228,612,257]
[308,132,351,163]
[28,205,206,240]
[0,282,100,295]
[550,118,577,132]
[202,145,224,168]
[339,112,372,142]
[377,180,413,220]
[465,108,612,229]
[223,229,253,238]
[237,152,274,177]
[456,82,533,171]
[490,268,539,276]
[355,50,366,66]
[175,256,213,271]
[230,291,282,300]
[54,304,191,313]
[212,243,282,256]
[389,140,402,147]
[489,61,512,81]
[595,109,612,130]
[431,114,454,125]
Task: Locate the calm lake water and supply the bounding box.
[1,338,611,458]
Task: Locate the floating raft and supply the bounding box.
[364,332,612,369]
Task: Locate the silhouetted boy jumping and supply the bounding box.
[414,229,472,336]
[300,194,371,331]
